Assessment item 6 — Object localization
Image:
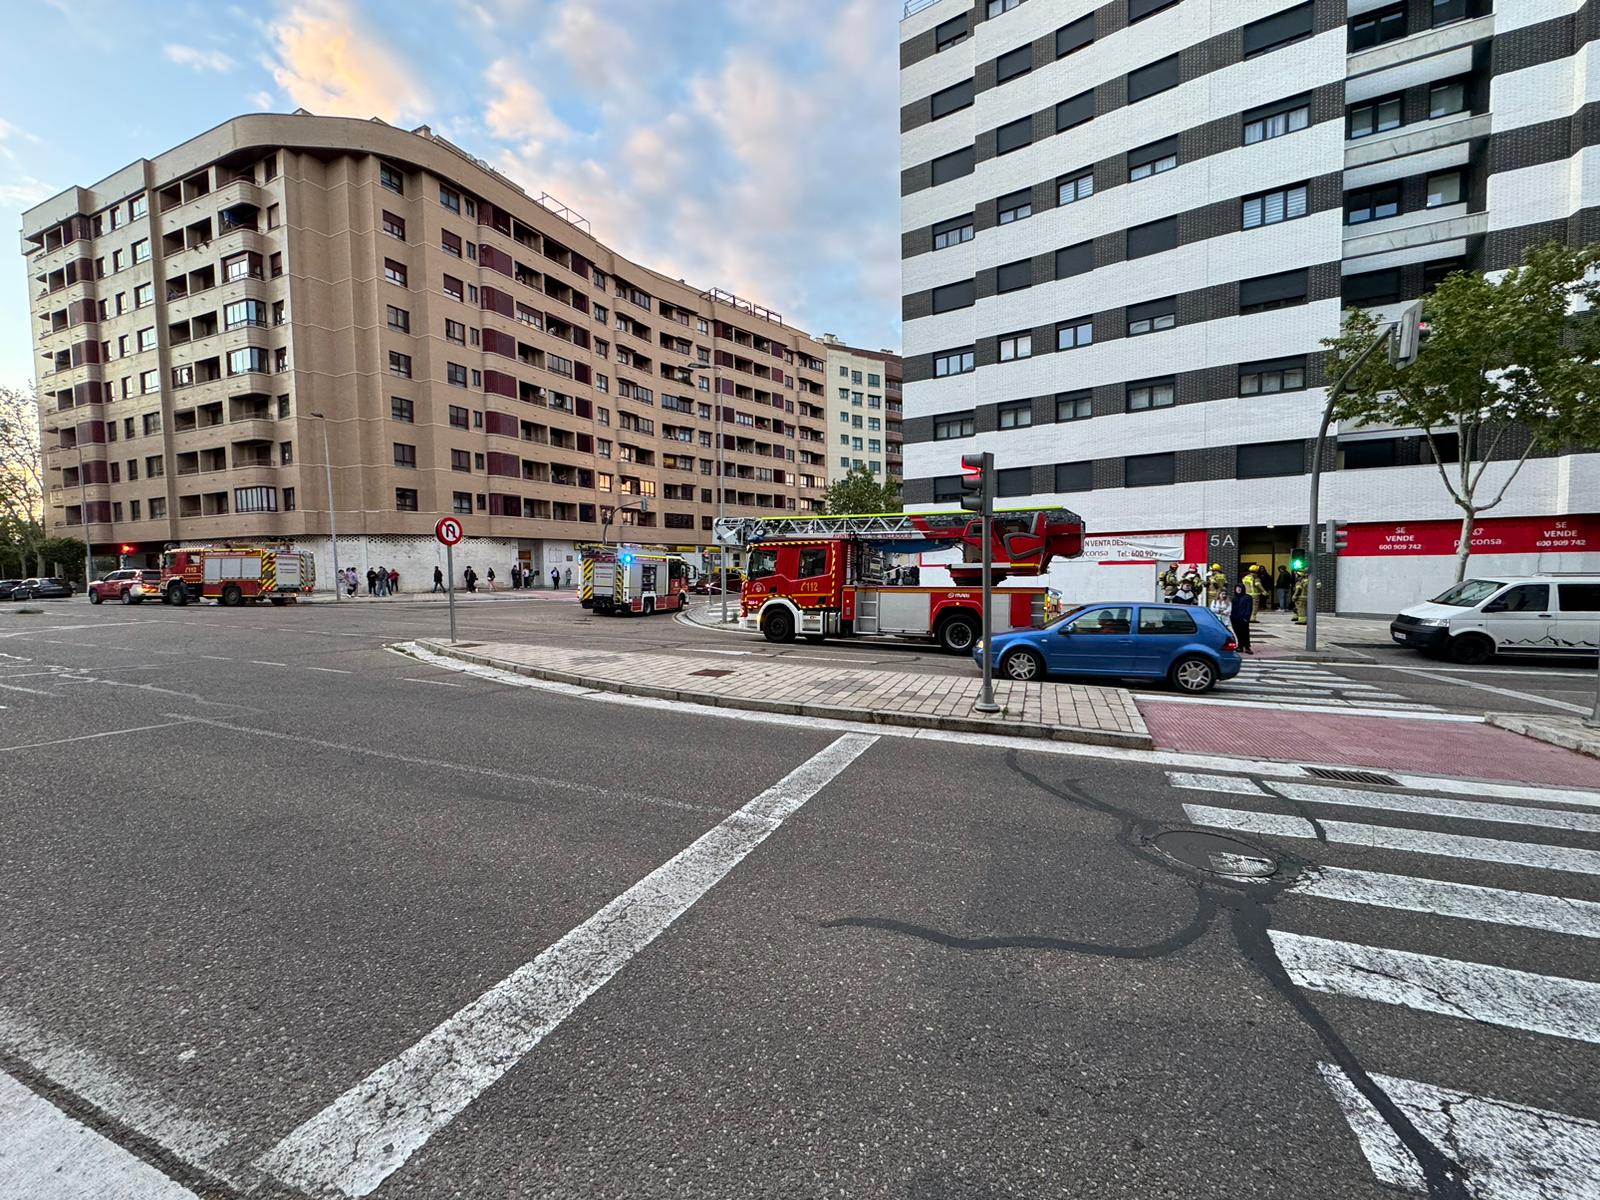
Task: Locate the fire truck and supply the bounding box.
[714,508,1084,653]
[159,543,316,607]
[579,546,689,615]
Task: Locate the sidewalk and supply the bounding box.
[418,638,1152,748]
[302,587,575,605]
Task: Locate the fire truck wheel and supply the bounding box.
[1001,649,1045,682]
[644,598,655,615]
[221,585,243,607]
[935,613,980,655]
[167,582,188,606]
[761,608,796,644]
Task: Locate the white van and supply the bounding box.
[1390,575,1600,664]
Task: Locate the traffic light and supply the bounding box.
[1289,547,1308,572]
[1320,520,1349,554]
[118,544,137,555]
[1390,299,1430,367]
[959,451,993,514]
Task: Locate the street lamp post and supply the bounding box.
[311,411,341,601]
[712,358,730,623]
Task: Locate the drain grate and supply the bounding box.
[690,668,733,678]
[1305,766,1399,786]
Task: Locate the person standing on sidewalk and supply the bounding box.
[388,567,399,595]
[365,567,377,596]
[464,566,477,593]
[550,566,561,591]
[1275,565,1292,614]
[486,567,496,591]
[432,565,444,593]
[1231,582,1254,654]
[510,564,521,590]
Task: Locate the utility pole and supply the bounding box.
[960,452,998,714]
[712,356,729,624]
[311,412,341,601]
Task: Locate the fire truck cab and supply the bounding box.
[160,544,315,607]
[582,547,689,616]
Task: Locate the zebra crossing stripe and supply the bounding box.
[1180,804,1600,876]
[1289,865,1600,940]
[1270,931,1600,1043]
[1267,781,1600,834]
[1318,1063,1600,1196]
[1166,772,1267,796]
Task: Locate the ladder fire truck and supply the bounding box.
[578,545,690,615]
[713,508,1084,653]
[159,543,315,607]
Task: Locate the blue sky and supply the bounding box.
[0,0,902,386]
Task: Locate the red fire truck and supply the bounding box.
[159,543,316,607]
[580,546,690,615]
[715,508,1084,653]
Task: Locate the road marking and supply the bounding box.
[1291,865,1600,939]
[257,732,879,1198]
[1182,804,1600,876]
[402,677,463,687]
[247,660,288,667]
[1386,666,1593,714]
[1271,930,1600,1043]
[1319,1063,1600,1196]
[1339,660,1597,680]
[197,655,232,661]
[0,1070,201,1199]
[304,666,351,674]
[0,680,53,695]
[1139,694,1473,721]
[0,722,191,754]
[1269,780,1600,831]
[1166,771,1267,796]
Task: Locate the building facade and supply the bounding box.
[818,336,906,486]
[899,0,1600,613]
[23,113,835,588]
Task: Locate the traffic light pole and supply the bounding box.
[976,508,998,714]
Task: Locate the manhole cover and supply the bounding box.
[1153,830,1278,879]
[1305,766,1398,786]
[690,668,733,677]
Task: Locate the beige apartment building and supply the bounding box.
[818,337,905,490]
[21,112,838,586]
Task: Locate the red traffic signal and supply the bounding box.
[960,451,993,514]
[118,543,137,555]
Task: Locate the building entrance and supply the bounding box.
[1237,526,1297,612]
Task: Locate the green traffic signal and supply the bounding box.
[1289,547,1308,572]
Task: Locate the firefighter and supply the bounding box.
[1205,563,1228,607]
[1159,565,1179,602]
[1292,571,1308,625]
[1242,564,1266,622]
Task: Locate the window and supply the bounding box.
[996,467,1031,497]
[450,449,470,472]
[235,486,277,513]
[933,214,974,250]
[936,13,968,50]
[391,396,414,422]
[1056,91,1094,131]
[972,258,1028,301]
[440,230,462,257]
[1430,79,1467,119]
[998,332,1032,362]
[130,499,141,519]
[1242,183,1309,230]
[132,239,149,264]
[1058,169,1094,206]
[1056,319,1092,351]
[997,188,1032,223]
[1139,608,1198,635]
[270,252,283,278]
[1128,136,1178,180]
[384,258,408,287]
[450,491,472,515]
[379,163,404,194]
[1127,379,1175,411]
[932,280,976,313]
[449,404,469,429]
[149,496,166,519]
[1237,440,1305,479]
[386,305,410,332]
[440,185,461,213]
[1426,171,1464,207]
[143,412,162,435]
[267,204,280,229]
[933,412,975,440]
[1239,356,1307,394]
[1057,14,1093,56]
[1349,94,1403,138]
[393,443,416,468]
[388,351,412,377]
[1055,461,1092,492]
[996,45,1032,84]
[1350,4,1405,49]
[934,347,976,377]
[443,275,463,301]
[447,363,468,387]
[382,211,405,239]
[226,347,268,375]
[1127,55,1179,103]
[1129,0,1178,20]
[1240,269,1308,313]
[998,399,1032,428]
[1558,583,1600,612]
[931,147,975,186]
[1344,268,1402,306]
[134,283,152,308]
[1432,0,1468,24]
[1127,217,1177,259]
[136,327,156,351]
[1054,241,1093,279]
[1056,392,1092,422]
[1244,95,1310,144]
[996,116,1033,155]
[1127,296,1176,336]
[445,318,465,344]
[394,488,418,512]
[1125,452,1176,486]
[931,79,974,119]
[987,0,1022,15]
[1347,182,1401,224]
[130,194,147,220]
[1243,2,1312,56]
[272,300,285,326]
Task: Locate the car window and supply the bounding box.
[1489,584,1549,613]
[746,548,777,580]
[1138,607,1197,635]
[141,570,162,581]
[1557,583,1600,612]
[1064,605,1132,635]
[1430,579,1504,607]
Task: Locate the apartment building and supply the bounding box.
[23,113,833,587]
[818,336,906,486]
[899,0,1600,613]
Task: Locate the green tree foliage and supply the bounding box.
[822,466,901,516]
[1323,242,1600,580]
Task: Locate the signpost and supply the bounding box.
[435,516,464,643]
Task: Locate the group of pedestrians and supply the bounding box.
[335,565,399,597]
[503,563,568,590]
[1158,561,1305,656]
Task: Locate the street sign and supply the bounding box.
[434,518,463,643]
[435,517,464,546]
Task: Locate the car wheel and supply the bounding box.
[120,589,134,605]
[762,608,796,644]
[1170,655,1218,694]
[89,591,102,605]
[1001,648,1045,682]
[1450,634,1493,665]
[935,613,980,655]
[221,584,242,608]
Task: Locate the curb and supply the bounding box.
[1483,711,1600,760]
[421,640,1154,751]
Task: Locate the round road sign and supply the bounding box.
[434,517,464,546]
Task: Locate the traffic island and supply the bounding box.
[414,639,1153,749]
[1484,712,1600,761]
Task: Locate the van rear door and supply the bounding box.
[1555,581,1600,654]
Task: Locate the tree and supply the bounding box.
[0,385,47,577]
[822,466,901,515]
[1323,242,1600,581]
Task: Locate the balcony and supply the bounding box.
[1342,207,1486,264]
[1346,13,1493,88]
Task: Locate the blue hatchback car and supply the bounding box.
[975,602,1242,693]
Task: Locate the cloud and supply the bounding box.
[251,90,276,110]
[542,5,639,102]
[163,43,237,72]
[483,57,571,149]
[266,0,430,124]
[0,177,56,209]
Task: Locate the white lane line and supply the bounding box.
[1388,774,1600,808]
[1386,666,1593,715]
[257,732,879,1199]
[0,1070,201,1200]
[0,681,53,696]
[1140,694,1473,721]
[1270,930,1600,1043]
[401,677,463,687]
[1339,660,1597,679]
[1165,771,1267,796]
[197,655,232,662]
[304,666,351,674]
[1319,1063,1600,1197]
[0,722,191,754]
[1291,865,1600,940]
[1269,780,1600,832]
[247,660,288,668]
[1181,804,1600,876]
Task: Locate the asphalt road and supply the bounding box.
[1,596,1597,1198]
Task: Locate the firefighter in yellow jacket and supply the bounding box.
[1205,563,1228,606]
[1242,564,1267,621]
[1292,571,1308,624]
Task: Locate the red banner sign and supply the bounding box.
[1343,515,1600,557]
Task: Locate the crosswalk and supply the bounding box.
[1198,659,1445,714]
[1167,769,1600,1196]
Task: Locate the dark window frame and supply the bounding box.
[1126,216,1178,259]
[1127,296,1176,336]
[996,115,1034,155]
[1127,55,1179,103]
[1056,90,1095,131]
[931,146,976,186]
[1056,14,1094,56]
[1056,391,1092,422]
[931,279,976,313]
[1055,240,1094,279]
[1349,3,1406,51]
[996,44,1033,84]
[1126,378,1177,412]
[996,259,1033,293]
[1125,451,1176,487]
[997,187,1033,223]
[1239,269,1309,314]
[1054,460,1093,491]
[930,79,975,120]
[1242,2,1313,58]
[933,214,975,250]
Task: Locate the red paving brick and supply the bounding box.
[1138,702,1600,787]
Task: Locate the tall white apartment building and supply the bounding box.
[819,336,905,485]
[898,0,1600,612]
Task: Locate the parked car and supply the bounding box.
[976,602,1242,693]
[88,568,163,605]
[1390,575,1600,664]
[692,569,744,595]
[10,577,74,601]
[0,579,23,600]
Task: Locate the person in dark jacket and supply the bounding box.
[365,567,378,596]
[1275,565,1292,614]
[550,566,561,591]
[464,566,477,593]
[1230,582,1254,654]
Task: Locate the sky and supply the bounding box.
[0,0,903,387]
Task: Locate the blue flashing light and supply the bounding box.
[620,552,634,564]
